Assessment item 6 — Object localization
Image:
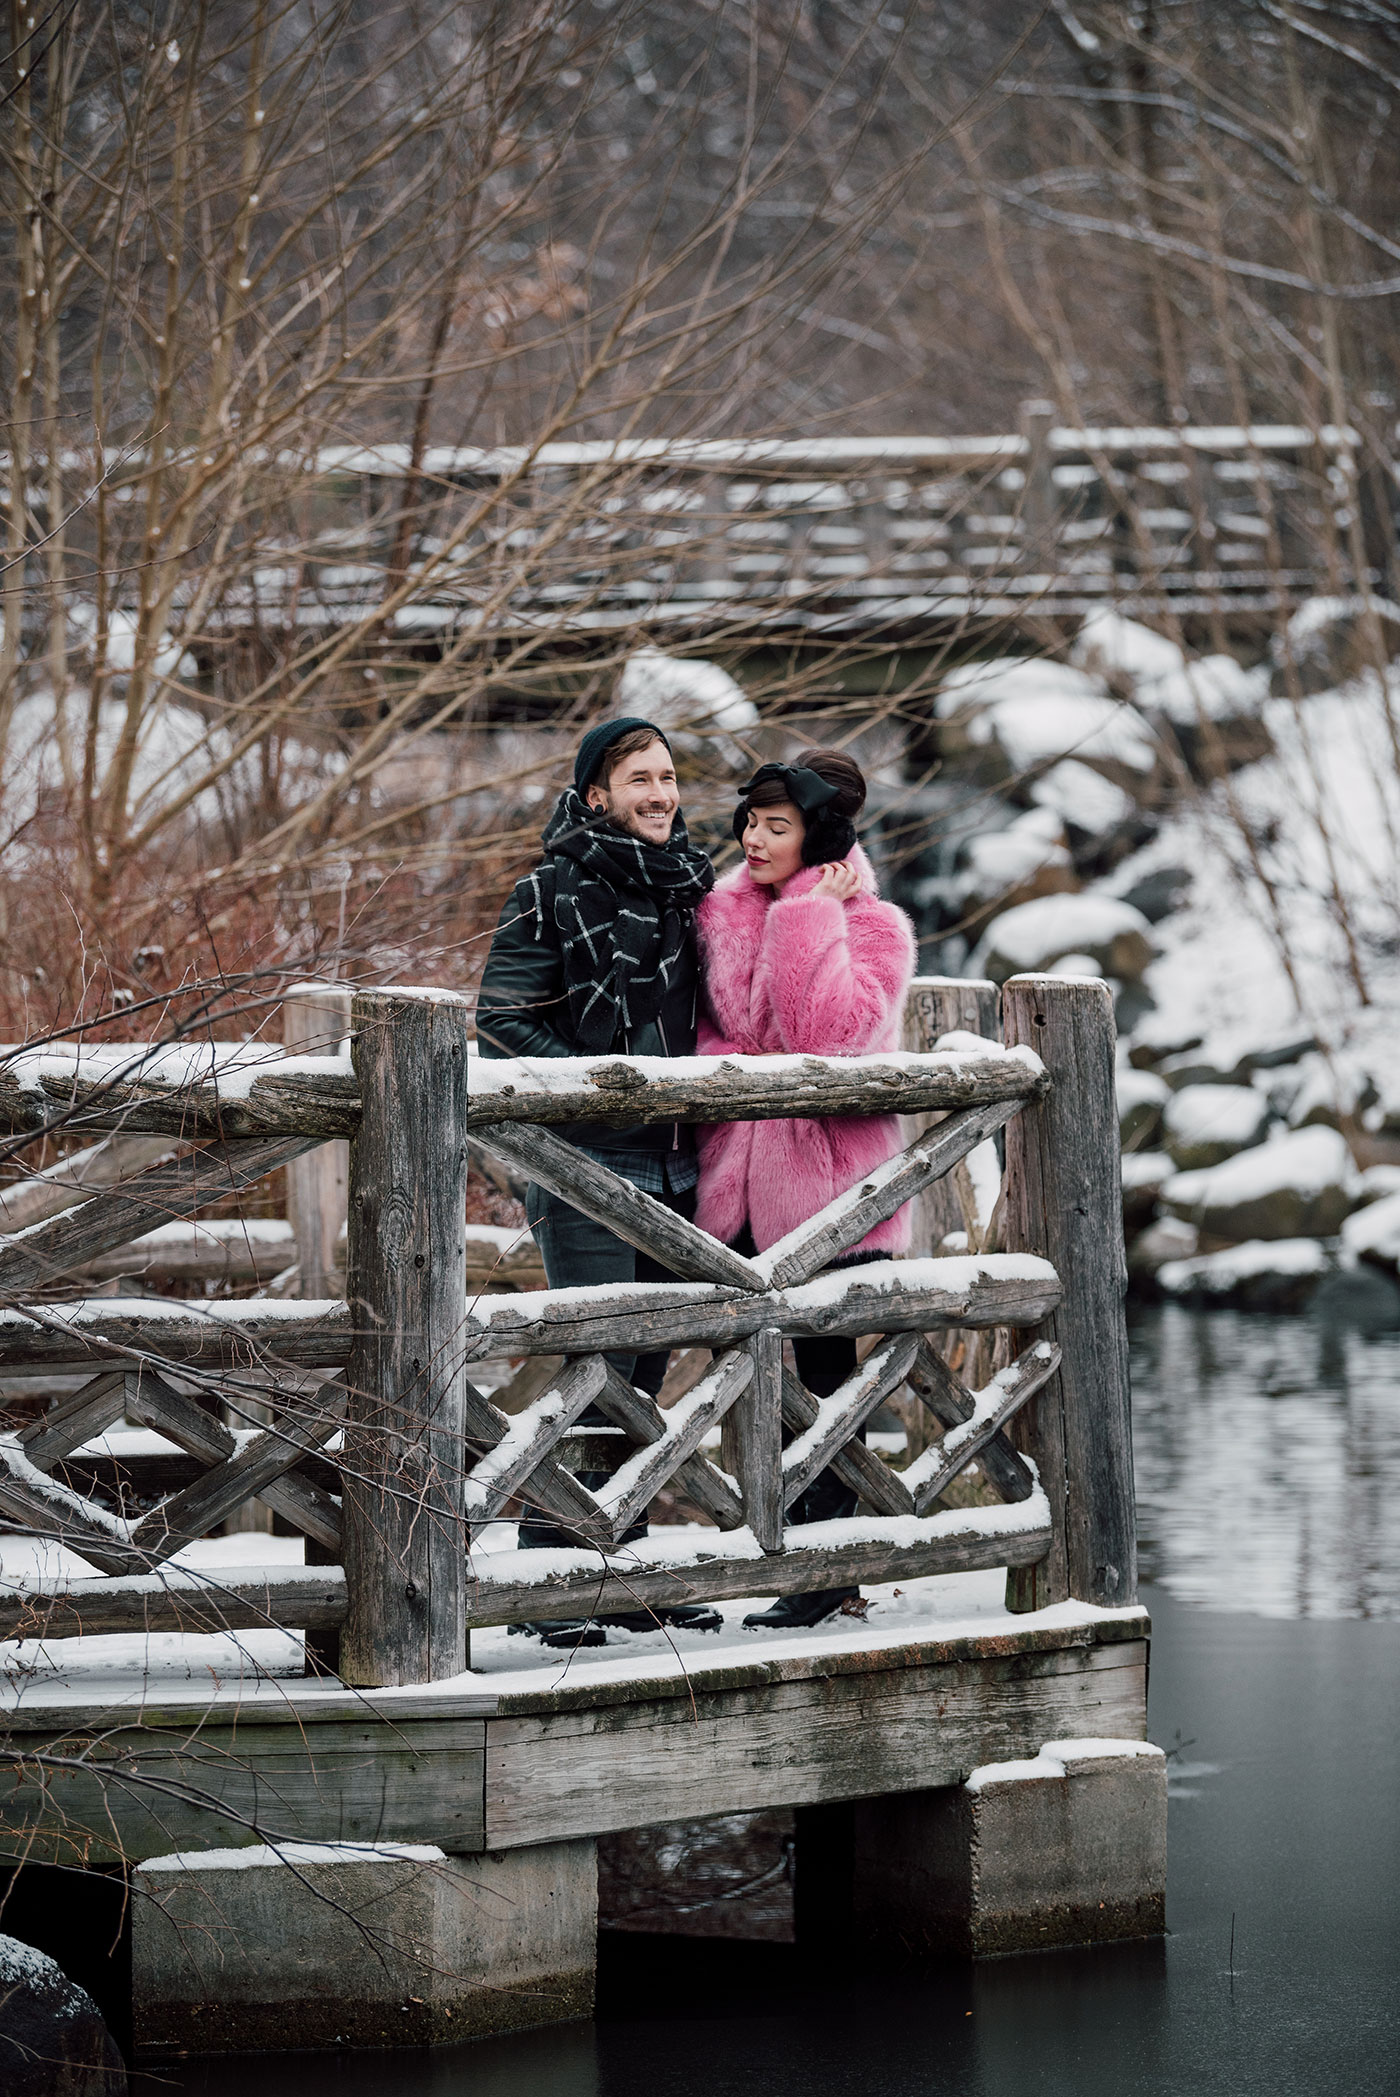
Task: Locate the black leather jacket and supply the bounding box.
[475,861,701,1157]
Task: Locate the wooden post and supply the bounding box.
[900,979,1001,1462]
[341,988,471,1687]
[283,983,351,1299]
[736,1326,783,1552]
[1019,396,1058,564]
[999,974,1135,1612]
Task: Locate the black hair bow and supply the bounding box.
[735,762,840,813]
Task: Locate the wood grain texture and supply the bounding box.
[0,1045,1044,1142]
[17,1370,130,1468]
[0,1713,486,1867]
[906,1340,1036,1504]
[0,1136,316,1298]
[0,1566,349,1640]
[0,1299,351,1371]
[901,979,1001,1261]
[461,1356,607,1520]
[906,1342,1061,1515]
[483,1641,1146,1845]
[283,986,352,1298]
[780,1333,919,1509]
[470,1120,766,1290]
[461,1516,1052,1627]
[465,1048,1046,1129]
[341,989,472,1687]
[454,1258,1062,1362]
[756,1098,1022,1290]
[736,1327,784,1552]
[0,1135,178,1235]
[593,1365,746,1531]
[1001,975,1136,1610]
[595,1349,753,1540]
[130,1393,346,1564]
[779,1366,914,1518]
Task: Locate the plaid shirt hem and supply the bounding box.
[577,1144,699,1196]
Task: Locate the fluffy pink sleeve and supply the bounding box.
[759,893,915,1055]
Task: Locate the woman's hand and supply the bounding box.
[812,860,861,901]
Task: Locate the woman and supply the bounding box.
[695,749,917,1630]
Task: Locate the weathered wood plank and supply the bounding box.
[465,1047,1047,1128]
[0,1135,178,1234]
[461,1508,1052,1626]
[905,1339,1036,1504]
[779,1366,915,1518]
[470,1120,766,1290]
[756,1099,1023,1290]
[905,1340,1061,1515]
[341,989,472,1687]
[0,1714,486,1867]
[594,1350,753,1540]
[0,1136,317,1297]
[0,1299,351,1371]
[780,1333,920,1509]
[592,1366,746,1531]
[0,1444,144,1574]
[283,985,352,1298]
[455,1255,1061,1360]
[0,1566,349,1640]
[736,1328,783,1552]
[461,1356,607,1520]
[483,1640,1147,1845]
[130,1393,346,1564]
[901,979,1003,1262]
[17,1370,131,1469]
[0,1045,1045,1141]
[1001,975,1136,1610]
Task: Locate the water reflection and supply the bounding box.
[1130,1305,1400,1618]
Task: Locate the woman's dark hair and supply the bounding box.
[742,748,865,863]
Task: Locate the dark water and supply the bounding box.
[145,1307,1400,2097]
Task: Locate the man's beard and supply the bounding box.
[606,802,675,843]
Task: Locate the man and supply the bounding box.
[477,717,718,1644]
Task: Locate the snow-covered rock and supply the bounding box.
[1144,653,1268,728]
[1271,594,1400,697]
[1285,1051,1378,1131]
[1162,1083,1270,1171]
[0,1932,125,2097]
[1117,1070,1167,1149]
[1157,1237,1330,1313]
[1127,1213,1198,1282]
[619,648,758,733]
[1072,610,1185,688]
[957,807,1074,909]
[1029,760,1138,839]
[1341,1190,1400,1275]
[936,657,1159,789]
[974,893,1157,985]
[1162,1127,1360,1242]
[1121,1148,1171,1227]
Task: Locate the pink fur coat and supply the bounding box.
[693,845,917,1255]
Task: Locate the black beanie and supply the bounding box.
[574,717,671,793]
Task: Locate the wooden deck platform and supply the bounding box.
[0,1574,1148,1866]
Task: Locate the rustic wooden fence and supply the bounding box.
[0,975,1133,1688]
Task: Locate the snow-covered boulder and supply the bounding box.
[1029,760,1138,841]
[935,657,1159,800]
[1284,1051,1377,1131]
[1127,1213,1198,1283]
[974,893,1157,985]
[1361,1062,1400,1139]
[0,1934,125,2097]
[1341,1191,1400,1276]
[1157,1237,1330,1313]
[956,807,1076,913]
[1117,1070,1167,1150]
[1162,1127,1360,1242]
[1162,1083,1270,1171]
[1121,1148,1171,1228]
[1072,610,1185,690]
[1270,595,1400,697]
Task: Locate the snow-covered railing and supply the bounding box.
[0,975,1136,1689]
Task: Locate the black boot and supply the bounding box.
[743,1588,859,1631]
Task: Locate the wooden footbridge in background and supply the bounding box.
[0,976,1162,2056]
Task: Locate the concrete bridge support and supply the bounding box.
[844,1739,1167,1957]
[131,1838,598,2056]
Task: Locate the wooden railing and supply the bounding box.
[0,975,1134,1687]
[187,414,1371,641]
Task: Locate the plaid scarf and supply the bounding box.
[538,788,714,1052]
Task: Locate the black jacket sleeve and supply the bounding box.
[475,872,576,1060]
